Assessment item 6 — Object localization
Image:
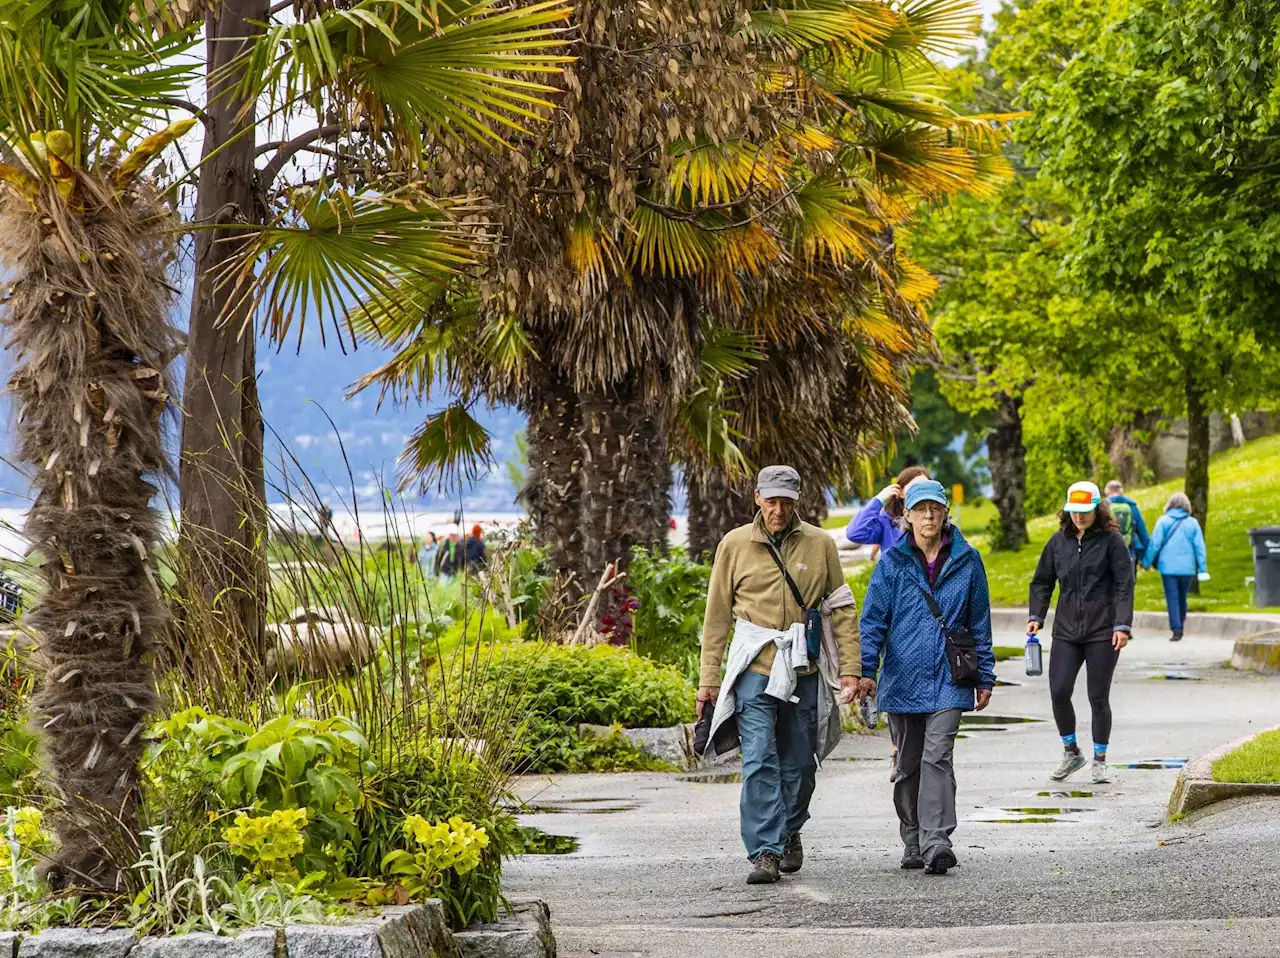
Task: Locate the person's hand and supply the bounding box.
[856,677,877,702]
[1112,630,1129,651]
[876,483,902,504]
[976,688,992,711]
[1026,620,1040,637]
[838,676,859,704]
[696,686,719,717]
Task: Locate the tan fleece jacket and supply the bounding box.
[699,513,860,687]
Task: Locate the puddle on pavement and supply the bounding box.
[1113,758,1188,770]
[958,725,1010,732]
[1147,671,1203,681]
[826,756,887,762]
[678,771,742,784]
[982,817,1061,824]
[1002,806,1095,815]
[1037,790,1094,798]
[961,714,1044,725]
[995,679,1021,687]
[521,803,638,815]
[516,826,580,855]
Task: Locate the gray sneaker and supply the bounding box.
[1091,759,1110,784]
[1050,750,1087,782]
[780,834,803,874]
[747,851,781,885]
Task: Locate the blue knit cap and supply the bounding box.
[904,479,948,511]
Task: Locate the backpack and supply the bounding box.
[1111,499,1135,548]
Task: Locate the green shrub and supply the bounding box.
[458,642,694,773]
[627,547,710,681]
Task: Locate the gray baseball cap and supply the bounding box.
[756,465,801,500]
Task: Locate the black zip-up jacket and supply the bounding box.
[1028,526,1134,643]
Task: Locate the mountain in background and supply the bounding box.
[0,332,527,512]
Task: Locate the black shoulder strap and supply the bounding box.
[916,583,946,626]
[1152,515,1188,566]
[764,540,808,611]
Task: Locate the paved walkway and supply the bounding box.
[505,633,1280,957]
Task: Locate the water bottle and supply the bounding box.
[860,690,877,730]
[1025,632,1044,676]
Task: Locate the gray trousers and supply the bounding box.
[888,709,963,856]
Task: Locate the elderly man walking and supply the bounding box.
[696,466,862,885]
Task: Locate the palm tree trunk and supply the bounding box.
[577,380,653,624]
[987,391,1029,550]
[2,176,178,887]
[520,362,582,589]
[632,404,671,555]
[686,464,753,562]
[178,0,270,683]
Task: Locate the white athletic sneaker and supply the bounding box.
[1091,759,1110,784]
[1050,750,1087,782]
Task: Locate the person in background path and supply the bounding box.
[1105,480,1150,576]
[1029,481,1134,785]
[464,524,487,572]
[859,480,995,876]
[697,466,861,886]
[846,465,932,553]
[1142,493,1209,642]
[435,532,461,578]
[418,531,440,579]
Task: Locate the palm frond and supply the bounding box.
[238,0,573,153]
[220,184,477,350]
[787,175,879,263]
[881,0,982,60]
[701,325,763,379]
[744,1,897,54]
[396,403,495,494]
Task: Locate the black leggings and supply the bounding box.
[1048,639,1120,745]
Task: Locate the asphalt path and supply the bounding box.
[504,631,1280,957]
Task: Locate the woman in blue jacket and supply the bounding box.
[845,465,930,552]
[859,480,996,876]
[1142,493,1209,642]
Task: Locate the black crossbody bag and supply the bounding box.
[764,542,823,664]
[917,584,980,688]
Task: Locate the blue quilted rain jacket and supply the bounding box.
[860,529,997,713]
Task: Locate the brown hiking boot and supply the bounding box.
[780,834,803,873]
[747,851,781,884]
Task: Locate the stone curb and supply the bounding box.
[991,608,1280,640]
[1167,725,1280,818]
[1230,635,1280,674]
[9,900,555,958]
[578,723,695,769]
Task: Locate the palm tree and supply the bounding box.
[357,1,1012,604]
[0,0,199,884]
[0,0,572,883]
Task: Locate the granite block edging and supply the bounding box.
[1168,725,1280,818]
[8,899,554,958]
[1229,636,1280,674]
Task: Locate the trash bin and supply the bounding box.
[1248,526,1280,608]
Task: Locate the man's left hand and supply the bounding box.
[1112,630,1129,650]
[975,688,992,711]
[838,675,859,705]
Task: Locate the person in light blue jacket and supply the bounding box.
[1142,493,1209,642]
[859,480,996,876]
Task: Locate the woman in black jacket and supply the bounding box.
[1027,481,1135,784]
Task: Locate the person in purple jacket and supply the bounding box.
[846,465,932,552]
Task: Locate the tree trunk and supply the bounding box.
[686,464,753,562]
[520,361,581,590]
[632,405,671,555]
[3,176,179,887]
[1184,368,1210,529]
[177,0,270,688]
[987,392,1029,550]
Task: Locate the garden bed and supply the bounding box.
[1168,726,1280,817]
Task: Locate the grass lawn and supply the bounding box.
[976,432,1280,613]
[1212,728,1280,783]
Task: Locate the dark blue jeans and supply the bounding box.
[734,670,818,861]
[1162,574,1194,633]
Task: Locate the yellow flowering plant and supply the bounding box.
[381,815,489,897]
[0,805,54,894]
[223,808,309,879]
